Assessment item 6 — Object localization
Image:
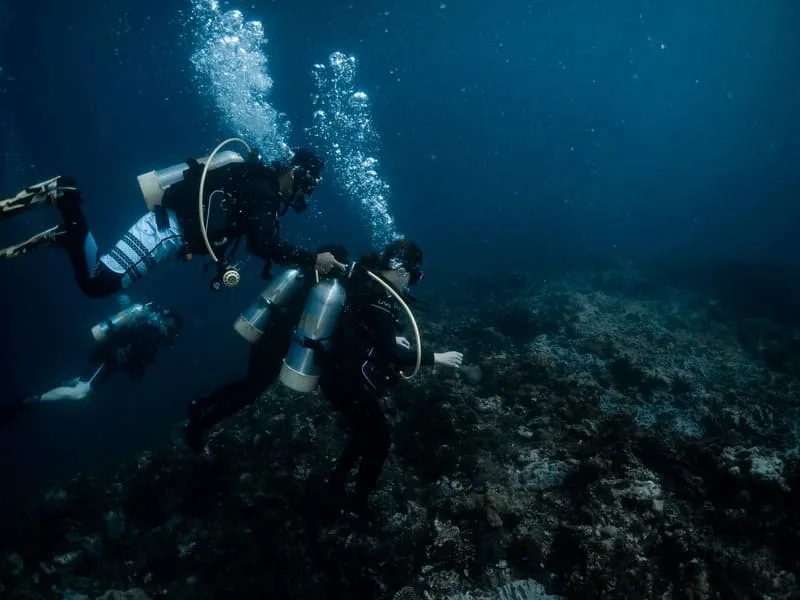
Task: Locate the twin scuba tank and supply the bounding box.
[278,277,348,393]
[232,267,306,343]
[138,147,354,393]
[233,265,352,393]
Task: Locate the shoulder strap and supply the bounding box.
[154,205,170,231]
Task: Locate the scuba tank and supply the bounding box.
[91,303,148,342]
[136,150,245,211]
[279,278,348,393]
[233,268,306,343]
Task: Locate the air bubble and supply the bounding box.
[310,52,401,246]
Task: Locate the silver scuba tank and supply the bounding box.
[136,150,245,211]
[233,268,306,343]
[279,278,348,393]
[91,303,147,342]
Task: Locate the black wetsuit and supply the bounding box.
[320,275,434,513]
[55,158,314,298]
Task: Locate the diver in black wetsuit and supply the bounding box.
[319,239,463,521]
[0,147,344,295]
[0,300,182,428]
[182,244,351,453]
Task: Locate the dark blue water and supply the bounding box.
[1,0,798,503]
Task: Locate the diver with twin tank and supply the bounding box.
[187,238,464,527]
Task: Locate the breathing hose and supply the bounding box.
[198,137,252,263]
[362,268,423,379]
[199,139,422,377]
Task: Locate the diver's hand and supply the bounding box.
[396,336,411,349]
[316,251,346,275]
[434,351,463,368]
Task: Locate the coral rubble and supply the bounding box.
[2,268,798,599]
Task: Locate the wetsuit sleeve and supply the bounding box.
[362,296,435,367]
[239,178,316,266]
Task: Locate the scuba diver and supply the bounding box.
[182,243,350,453]
[314,239,464,523]
[0,142,345,296]
[0,298,182,428]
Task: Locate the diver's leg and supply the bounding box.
[350,390,391,517]
[0,176,121,295]
[183,379,247,452]
[187,337,276,422]
[321,386,390,521]
[0,176,102,270]
[329,431,362,491]
[187,380,252,427]
[184,322,294,452]
[3,176,184,297]
[321,378,362,491]
[94,210,185,296]
[54,184,125,298]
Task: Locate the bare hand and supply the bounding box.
[434,351,464,368]
[395,336,411,349]
[315,251,346,275]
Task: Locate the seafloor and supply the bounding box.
[1,267,798,600]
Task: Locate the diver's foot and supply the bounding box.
[183,421,205,454]
[0,225,65,260]
[343,495,375,530]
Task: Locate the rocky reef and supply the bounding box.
[1,267,798,599]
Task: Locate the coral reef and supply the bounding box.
[1,268,798,599]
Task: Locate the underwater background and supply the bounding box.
[0,1,799,598]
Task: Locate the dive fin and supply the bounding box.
[0,176,62,220]
[0,225,63,260]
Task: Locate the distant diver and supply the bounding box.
[0,138,344,295]
[0,299,182,428]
